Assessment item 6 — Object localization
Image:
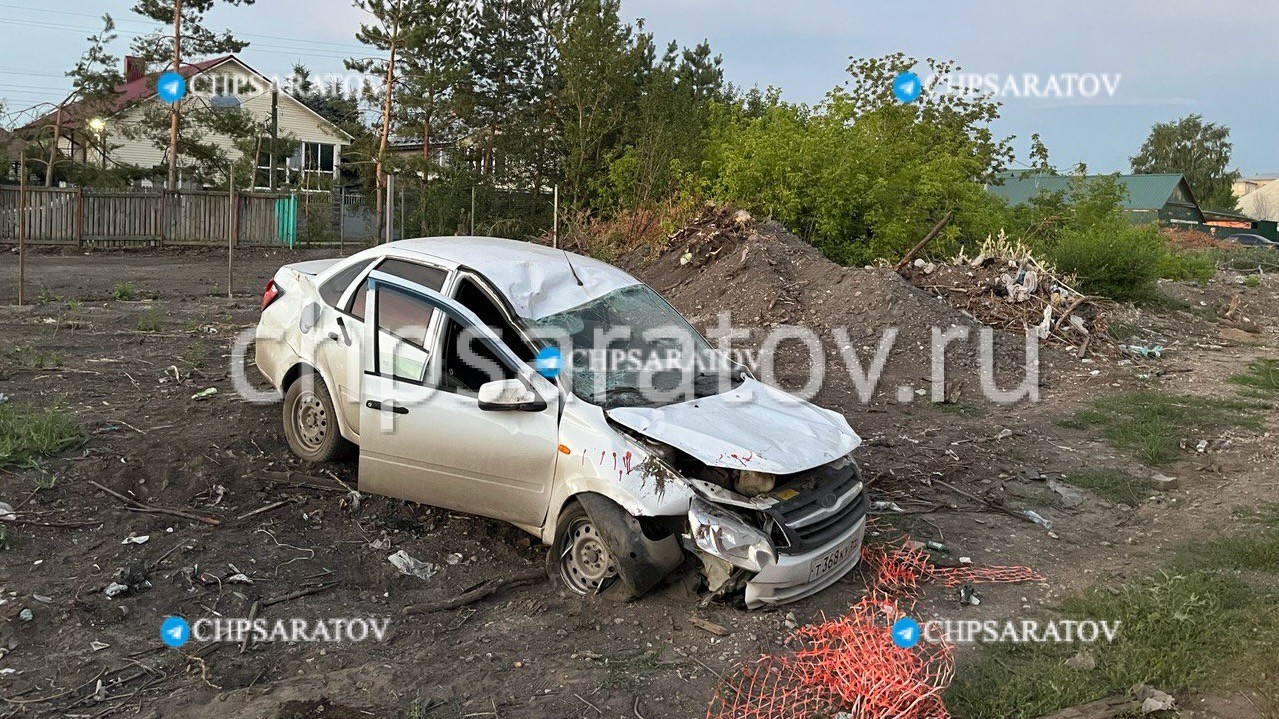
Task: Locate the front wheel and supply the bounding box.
[547,502,620,596]
[282,374,352,463]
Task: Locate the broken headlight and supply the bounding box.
[688,498,776,572]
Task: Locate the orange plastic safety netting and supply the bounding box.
[706,528,1046,719]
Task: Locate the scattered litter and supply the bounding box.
[925,540,948,553]
[388,550,437,581]
[31,594,52,604]
[870,501,905,513]
[1134,684,1176,714]
[1021,509,1054,531]
[343,489,362,513]
[958,584,981,606]
[1120,344,1164,359]
[679,251,694,265]
[121,535,150,545]
[226,573,254,585]
[994,429,1013,441]
[445,552,464,565]
[958,556,972,565]
[688,615,731,637]
[0,392,9,405]
[90,641,110,652]
[368,535,391,551]
[105,564,152,599]
[18,608,33,622]
[1195,439,1209,453]
[0,501,16,522]
[104,583,130,598]
[1148,472,1179,491]
[191,387,218,401]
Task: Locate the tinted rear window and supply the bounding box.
[347,258,449,320]
[318,259,374,308]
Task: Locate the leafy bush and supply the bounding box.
[1048,222,1165,301]
[1155,249,1216,283]
[0,403,83,467]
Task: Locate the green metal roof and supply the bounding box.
[987,172,1193,211]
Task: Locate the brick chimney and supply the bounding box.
[124,56,146,84]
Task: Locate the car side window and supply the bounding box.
[375,286,435,383]
[347,258,448,320]
[318,259,374,309]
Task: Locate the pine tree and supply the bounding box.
[130,0,256,189]
[347,0,414,240]
[396,0,474,184]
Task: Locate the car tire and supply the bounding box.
[282,373,352,463]
[546,501,634,600]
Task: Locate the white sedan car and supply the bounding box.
[254,236,867,607]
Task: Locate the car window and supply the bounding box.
[318,259,374,309]
[375,286,435,383]
[347,258,449,320]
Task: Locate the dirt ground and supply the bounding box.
[0,233,1276,719]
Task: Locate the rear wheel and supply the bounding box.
[282,373,351,463]
[547,502,619,595]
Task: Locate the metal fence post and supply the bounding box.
[553,184,559,248]
[227,167,234,299]
[338,186,345,252]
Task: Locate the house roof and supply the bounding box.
[988,171,1194,211]
[26,55,352,141]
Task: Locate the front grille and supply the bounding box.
[767,460,867,554]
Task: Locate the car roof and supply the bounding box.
[376,236,641,320]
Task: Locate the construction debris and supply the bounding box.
[900,235,1108,356]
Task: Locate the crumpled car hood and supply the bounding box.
[606,379,861,475]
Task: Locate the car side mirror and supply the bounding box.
[477,379,547,412]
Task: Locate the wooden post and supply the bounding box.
[75,187,84,248]
[552,185,559,248]
[470,185,476,235]
[227,167,234,299]
[18,154,27,305]
[338,186,345,252]
[157,188,166,247]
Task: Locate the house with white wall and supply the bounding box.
[36,55,353,189]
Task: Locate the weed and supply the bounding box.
[1063,391,1267,465]
[1245,275,1261,288]
[1060,470,1153,506]
[0,403,84,467]
[185,340,208,368]
[934,402,986,418]
[601,649,672,694]
[947,571,1277,718]
[137,306,160,332]
[6,345,62,370]
[1229,358,1279,395]
[113,282,135,301]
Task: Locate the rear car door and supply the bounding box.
[315,257,450,438]
[357,271,561,527]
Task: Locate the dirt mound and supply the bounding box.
[622,207,1061,406]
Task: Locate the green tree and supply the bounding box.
[131,0,257,189]
[1130,114,1239,211]
[396,0,474,184]
[1027,132,1055,175]
[700,54,1014,264]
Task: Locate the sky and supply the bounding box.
[1,0,1274,176]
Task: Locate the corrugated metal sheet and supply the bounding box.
[987,171,1189,211]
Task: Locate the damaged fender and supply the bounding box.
[575,492,684,596]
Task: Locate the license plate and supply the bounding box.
[806,532,861,582]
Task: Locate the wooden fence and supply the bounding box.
[0,187,299,248]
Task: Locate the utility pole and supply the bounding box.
[268,81,279,191]
[166,0,182,191]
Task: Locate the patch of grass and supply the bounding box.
[5,345,63,370]
[933,401,986,418]
[1229,358,1279,395]
[1245,275,1261,288]
[137,306,160,332]
[1062,391,1267,465]
[1060,470,1153,506]
[947,571,1277,718]
[0,403,84,467]
[601,649,672,694]
[113,281,135,301]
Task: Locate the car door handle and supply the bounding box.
[366,400,408,415]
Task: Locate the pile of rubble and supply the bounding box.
[900,239,1108,358]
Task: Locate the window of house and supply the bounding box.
[292,142,336,174]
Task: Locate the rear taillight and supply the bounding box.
[261,279,283,311]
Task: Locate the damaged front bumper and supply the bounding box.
[687,459,869,608]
